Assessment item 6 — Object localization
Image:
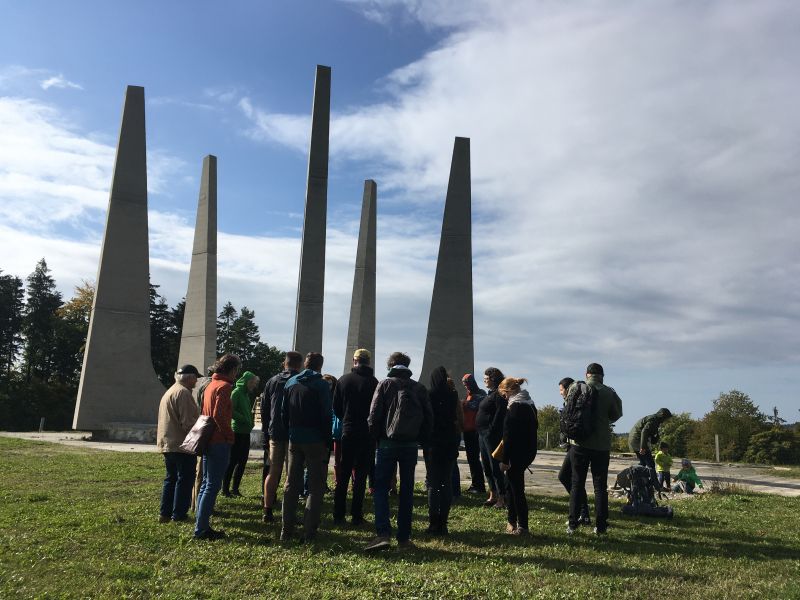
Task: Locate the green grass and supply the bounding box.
[1,437,799,599]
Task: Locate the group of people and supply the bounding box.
[156,351,697,546]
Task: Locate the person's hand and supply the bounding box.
[499,462,509,472]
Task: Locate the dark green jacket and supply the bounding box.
[231,371,256,435]
[570,375,623,451]
[628,413,666,453]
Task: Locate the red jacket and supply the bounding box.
[462,396,478,433]
[203,373,235,444]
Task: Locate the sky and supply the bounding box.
[1,0,798,428]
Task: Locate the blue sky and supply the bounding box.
[1,0,799,428]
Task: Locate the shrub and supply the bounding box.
[743,428,800,465]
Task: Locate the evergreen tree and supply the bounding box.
[52,281,94,387]
[22,259,62,383]
[216,302,238,355]
[150,283,179,387]
[0,270,25,383]
[229,307,261,363]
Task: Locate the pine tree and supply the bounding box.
[22,259,62,383]
[0,270,25,383]
[216,302,238,355]
[150,283,178,386]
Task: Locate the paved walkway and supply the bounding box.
[3,431,799,497]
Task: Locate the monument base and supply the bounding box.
[92,423,157,444]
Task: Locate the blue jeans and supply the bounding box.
[478,430,506,496]
[373,445,417,542]
[194,442,231,536]
[160,452,197,520]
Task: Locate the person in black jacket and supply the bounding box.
[332,349,379,525]
[555,377,590,525]
[424,366,463,535]
[476,367,507,508]
[497,377,538,535]
[262,351,302,523]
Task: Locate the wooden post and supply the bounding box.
[715,434,720,463]
[39,417,45,432]
[546,431,550,449]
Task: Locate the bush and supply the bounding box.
[743,428,800,465]
[659,412,696,457]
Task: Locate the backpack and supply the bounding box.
[385,378,424,442]
[559,381,597,441]
[616,465,674,519]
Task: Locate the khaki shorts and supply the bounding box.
[269,440,289,478]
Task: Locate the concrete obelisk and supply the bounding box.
[293,65,331,356]
[420,137,474,397]
[343,180,377,374]
[177,155,217,373]
[73,86,165,432]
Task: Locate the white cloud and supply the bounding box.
[40,74,83,91]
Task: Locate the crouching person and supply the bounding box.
[672,458,704,494]
[156,365,201,523]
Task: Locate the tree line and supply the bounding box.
[0,259,284,431]
[536,390,799,465]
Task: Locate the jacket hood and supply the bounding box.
[508,389,535,407]
[387,365,412,378]
[429,366,449,394]
[294,368,323,383]
[655,408,672,421]
[235,371,256,388]
[461,373,481,394]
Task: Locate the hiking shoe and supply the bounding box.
[158,515,171,524]
[466,486,484,495]
[171,515,189,523]
[364,536,390,551]
[482,499,496,508]
[397,540,415,551]
[194,528,227,540]
[593,527,607,536]
[262,509,274,524]
[512,527,529,536]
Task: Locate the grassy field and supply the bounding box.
[1,437,799,599]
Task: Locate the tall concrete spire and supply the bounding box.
[177,155,217,374]
[73,86,165,430]
[343,180,377,374]
[293,65,331,356]
[420,137,474,397]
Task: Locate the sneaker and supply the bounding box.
[465,486,484,495]
[158,515,171,524]
[364,536,391,551]
[512,527,529,536]
[397,540,415,551]
[593,527,607,536]
[262,509,274,524]
[171,515,189,523]
[580,514,592,526]
[566,526,577,536]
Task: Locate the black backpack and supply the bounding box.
[617,465,674,518]
[559,381,597,441]
[385,378,424,442]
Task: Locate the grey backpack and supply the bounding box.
[385,379,424,442]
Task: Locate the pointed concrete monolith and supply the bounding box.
[293,65,331,356]
[343,180,377,375]
[73,86,165,431]
[177,155,217,374]
[420,137,474,398]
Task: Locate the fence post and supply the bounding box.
[715,434,720,463]
[39,417,45,433]
[546,431,550,449]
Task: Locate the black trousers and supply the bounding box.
[558,447,589,516]
[568,445,610,531]
[261,432,270,488]
[333,435,371,521]
[223,433,250,493]
[426,449,456,521]
[505,463,530,530]
[463,431,486,491]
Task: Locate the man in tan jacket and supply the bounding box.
[156,364,201,523]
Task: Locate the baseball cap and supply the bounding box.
[177,364,201,376]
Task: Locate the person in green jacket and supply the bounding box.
[566,363,623,536]
[654,442,673,491]
[672,458,704,494]
[628,408,672,490]
[223,371,259,497]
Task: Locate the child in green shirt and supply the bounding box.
[672,458,704,494]
[653,442,673,491]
